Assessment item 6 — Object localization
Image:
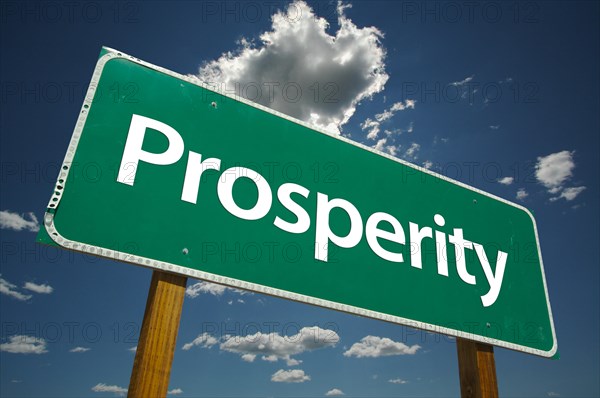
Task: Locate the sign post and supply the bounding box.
[128,271,187,398]
[457,338,498,398]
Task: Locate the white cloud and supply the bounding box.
[23,282,53,294]
[0,335,47,354]
[198,0,388,134]
[389,378,408,384]
[181,332,219,351]
[185,282,227,297]
[364,100,415,140]
[550,186,586,202]
[423,160,433,170]
[489,125,500,130]
[343,336,420,358]
[373,137,387,152]
[241,353,256,362]
[286,357,302,366]
[215,326,338,364]
[0,276,32,301]
[385,145,398,156]
[91,383,127,396]
[404,142,420,160]
[69,346,91,353]
[535,150,575,192]
[516,189,529,201]
[498,176,514,185]
[168,388,183,395]
[0,210,39,232]
[375,100,416,122]
[185,281,249,298]
[450,75,474,86]
[271,369,310,383]
[361,118,380,140]
[128,346,137,353]
[325,388,345,396]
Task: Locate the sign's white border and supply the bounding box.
[43,47,557,357]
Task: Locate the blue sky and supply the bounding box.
[1,1,598,397]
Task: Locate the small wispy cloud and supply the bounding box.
[363,100,416,140]
[23,282,53,294]
[516,188,529,201]
[168,388,183,395]
[549,186,586,202]
[181,333,219,351]
[0,335,47,354]
[450,75,474,86]
[498,176,514,185]
[389,378,409,384]
[0,210,39,232]
[185,281,250,298]
[91,383,127,396]
[489,125,500,130]
[69,347,91,353]
[404,142,420,160]
[0,276,32,301]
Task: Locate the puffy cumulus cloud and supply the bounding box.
[23,282,53,294]
[184,326,339,365]
[0,276,32,301]
[535,150,586,202]
[0,335,47,354]
[69,346,91,353]
[197,0,388,134]
[535,150,575,192]
[516,189,529,201]
[271,369,310,383]
[498,176,514,185]
[0,210,39,232]
[343,336,420,358]
[168,388,183,395]
[91,383,127,396]
[220,326,338,364]
[181,333,219,351]
[325,388,345,396]
[185,281,250,298]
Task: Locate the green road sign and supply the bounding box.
[38,47,557,357]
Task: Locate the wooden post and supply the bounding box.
[128,271,187,398]
[456,338,499,398]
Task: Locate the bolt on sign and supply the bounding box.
[38,47,557,357]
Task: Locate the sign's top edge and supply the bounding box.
[97,46,537,222]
